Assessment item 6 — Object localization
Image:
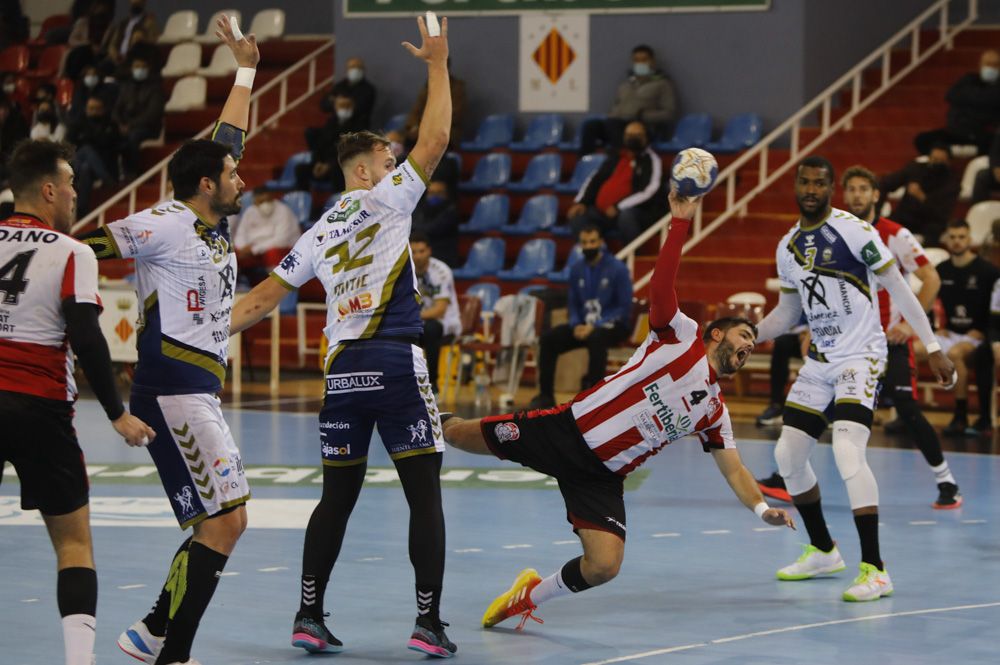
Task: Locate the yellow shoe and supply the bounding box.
[481,568,543,629]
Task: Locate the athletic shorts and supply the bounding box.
[934,331,982,354]
[0,390,88,516]
[784,355,886,435]
[481,405,627,541]
[130,392,249,529]
[319,339,445,467]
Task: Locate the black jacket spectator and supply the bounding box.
[326,58,376,130]
[971,129,1000,203]
[881,153,959,244]
[914,49,1000,155]
[411,181,460,267]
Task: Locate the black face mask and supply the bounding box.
[582,248,600,262]
[624,138,645,153]
[37,112,57,124]
[130,4,144,16]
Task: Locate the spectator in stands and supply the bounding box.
[112,54,164,179]
[69,64,118,124]
[298,95,368,192]
[102,0,158,71]
[326,57,376,130]
[0,0,28,50]
[880,143,959,244]
[914,48,1000,156]
[411,232,462,393]
[65,0,115,80]
[29,99,66,142]
[566,121,667,242]
[972,128,1000,203]
[528,223,633,409]
[68,94,120,214]
[233,188,302,284]
[404,59,465,150]
[932,219,1000,436]
[411,179,460,267]
[578,45,677,156]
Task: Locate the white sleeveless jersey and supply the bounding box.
[87,200,237,395]
[0,214,102,401]
[272,157,428,369]
[776,208,896,362]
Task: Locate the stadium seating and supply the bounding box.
[161,42,202,78]
[30,14,70,46]
[497,238,556,280]
[283,191,313,227]
[458,194,509,233]
[0,46,29,74]
[458,153,511,192]
[465,282,501,313]
[158,11,199,44]
[509,113,564,151]
[653,112,712,152]
[959,155,989,201]
[248,9,287,42]
[558,114,604,152]
[705,113,763,153]
[453,237,506,279]
[55,78,73,107]
[507,152,561,193]
[198,44,239,77]
[460,114,514,152]
[555,153,606,194]
[164,75,207,112]
[547,244,586,282]
[197,10,242,43]
[967,201,1000,246]
[24,45,67,80]
[382,113,407,133]
[501,194,558,235]
[266,151,312,189]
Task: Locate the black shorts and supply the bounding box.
[481,404,627,540]
[882,342,917,399]
[0,390,89,515]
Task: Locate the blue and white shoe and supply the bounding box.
[117,620,164,663]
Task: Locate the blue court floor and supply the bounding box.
[2,400,999,664]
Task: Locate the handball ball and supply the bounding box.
[671,148,718,197]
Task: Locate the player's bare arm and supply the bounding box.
[711,448,795,529]
[402,15,451,178]
[230,276,290,334]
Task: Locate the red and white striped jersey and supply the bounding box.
[873,217,930,330]
[569,217,735,477]
[0,214,102,401]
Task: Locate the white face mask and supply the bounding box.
[981,66,999,83]
[336,108,354,122]
[346,67,364,84]
[632,62,652,77]
[2,83,14,95]
[83,75,99,88]
[132,68,149,82]
[257,200,275,217]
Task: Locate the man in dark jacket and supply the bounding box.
[528,223,633,409]
[327,56,376,129]
[411,179,460,267]
[296,95,368,192]
[914,48,1000,155]
[881,143,960,244]
[567,121,667,243]
[68,95,121,214]
[111,55,164,179]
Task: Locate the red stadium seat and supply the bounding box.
[55,77,73,108]
[0,46,30,74]
[30,15,71,46]
[24,45,67,80]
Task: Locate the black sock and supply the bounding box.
[854,513,882,568]
[896,400,944,467]
[57,567,97,617]
[397,454,446,621]
[416,584,442,624]
[154,542,228,665]
[795,499,835,553]
[144,536,191,636]
[560,556,593,593]
[955,399,968,420]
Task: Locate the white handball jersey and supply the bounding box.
[272,157,429,369]
[86,201,237,395]
[0,214,102,401]
[776,207,896,362]
[873,217,930,331]
[419,257,461,337]
[570,306,736,477]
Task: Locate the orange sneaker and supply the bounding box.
[481,568,543,629]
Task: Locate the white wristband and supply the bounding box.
[753,502,770,520]
[925,341,941,354]
[235,67,256,90]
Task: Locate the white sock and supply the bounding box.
[530,570,574,606]
[62,614,96,665]
[931,461,955,485]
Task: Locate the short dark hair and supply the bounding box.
[632,44,654,58]
[797,155,835,184]
[702,316,758,343]
[577,222,603,238]
[841,165,879,190]
[929,141,952,157]
[337,130,391,168]
[167,139,232,201]
[947,218,970,230]
[7,139,76,200]
[410,231,430,246]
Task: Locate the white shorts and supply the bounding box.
[934,331,982,355]
[785,355,886,419]
[131,392,250,529]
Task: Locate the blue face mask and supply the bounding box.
[981,66,999,83]
[426,194,446,206]
[632,62,651,77]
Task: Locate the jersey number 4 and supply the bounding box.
[325,223,381,275]
[0,249,37,306]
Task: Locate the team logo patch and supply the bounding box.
[494,422,520,443]
[213,457,231,478]
[861,240,882,267]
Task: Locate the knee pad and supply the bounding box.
[831,420,870,481]
[775,427,817,496]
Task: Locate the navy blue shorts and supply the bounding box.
[319,339,444,467]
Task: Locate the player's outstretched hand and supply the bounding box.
[112,413,156,447]
[763,508,796,530]
[928,351,957,389]
[402,15,449,64]
[667,189,702,221]
[216,15,259,68]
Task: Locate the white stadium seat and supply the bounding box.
[959,155,989,202]
[198,44,238,77]
[966,200,1000,247]
[158,11,199,44]
[197,10,243,43]
[164,75,207,112]
[248,9,286,42]
[160,43,202,78]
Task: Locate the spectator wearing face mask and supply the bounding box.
[326,56,376,129]
[880,143,960,245]
[566,121,668,243]
[29,100,66,142]
[112,55,164,179]
[297,95,368,192]
[578,44,677,156]
[69,65,118,125]
[233,188,302,284]
[68,95,121,214]
[411,179,460,267]
[914,48,1000,156]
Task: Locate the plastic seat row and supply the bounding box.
[459,193,572,237]
[161,42,239,78]
[453,237,586,282]
[159,9,285,45]
[459,152,606,193]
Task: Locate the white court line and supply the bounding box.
[909,520,937,525]
[258,566,288,572]
[357,557,384,562]
[579,601,1000,665]
[754,526,782,532]
[454,548,483,553]
[117,584,146,590]
[502,544,533,550]
[553,540,578,545]
[701,530,731,535]
[220,572,239,577]
[962,519,987,524]
[651,532,680,538]
[21,598,39,603]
